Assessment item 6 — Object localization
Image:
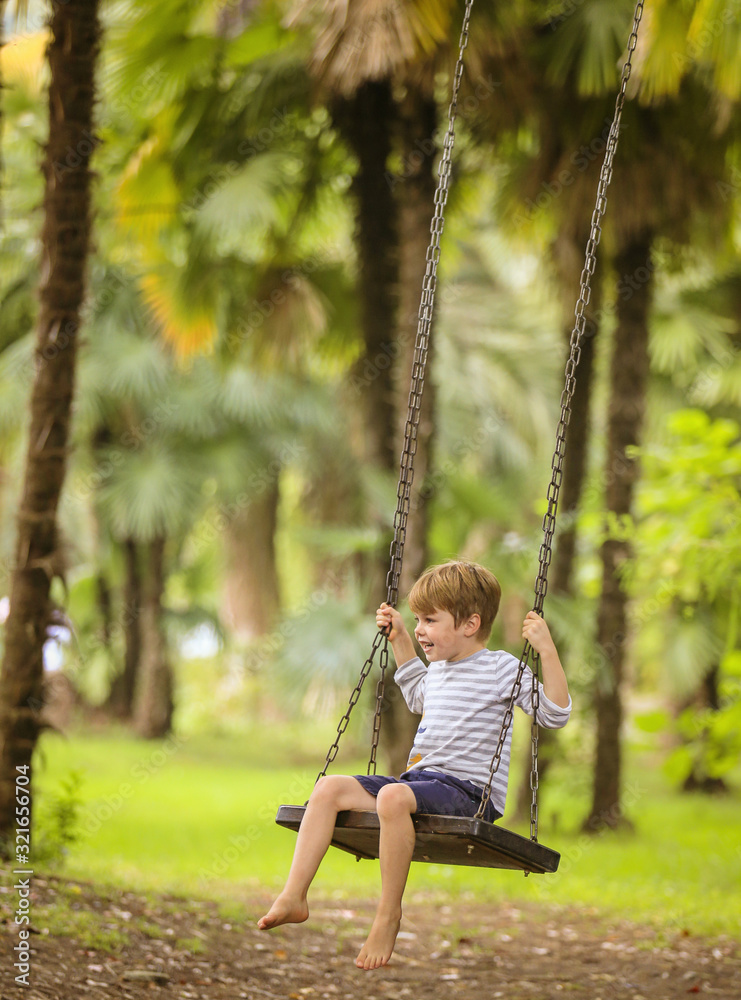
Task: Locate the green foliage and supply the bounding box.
[665,650,741,786]
[628,409,741,785]
[33,770,86,867]
[544,0,631,96]
[630,409,741,614]
[269,582,379,716]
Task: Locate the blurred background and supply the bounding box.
[0,0,740,932]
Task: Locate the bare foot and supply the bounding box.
[355,910,401,970]
[257,893,309,930]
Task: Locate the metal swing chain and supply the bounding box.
[475,0,645,844]
[317,0,477,781]
[316,629,387,781]
[385,0,475,611]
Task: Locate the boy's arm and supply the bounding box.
[521,611,570,708]
[376,603,427,714]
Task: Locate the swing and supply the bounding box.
[276,0,645,874]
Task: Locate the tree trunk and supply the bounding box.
[133,536,174,739]
[395,89,438,594]
[583,233,653,832]
[0,0,101,847]
[105,537,141,718]
[336,81,399,600]
[221,482,281,642]
[680,663,728,794]
[383,87,438,776]
[96,570,112,647]
[549,227,602,596]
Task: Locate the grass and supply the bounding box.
[38,899,131,952]
[31,724,741,940]
[175,937,208,954]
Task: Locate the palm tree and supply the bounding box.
[587,228,652,829]
[105,537,141,718]
[66,266,210,734]
[102,0,357,643]
[499,0,738,829]
[133,535,173,738]
[0,0,361,738]
[462,6,618,815]
[466,0,739,826]
[289,0,502,772]
[585,49,739,831]
[0,0,102,845]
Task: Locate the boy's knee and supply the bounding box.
[310,775,344,806]
[376,783,415,817]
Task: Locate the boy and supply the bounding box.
[258,561,571,970]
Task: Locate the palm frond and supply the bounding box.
[650,306,735,376]
[97,440,204,542]
[140,267,219,357]
[436,235,562,471]
[270,586,378,716]
[160,360,225,440]
[115,135,181,241]
[189,152,287,246]
[0,28,47,100]
[544,0,630,97]
[91,328,172,406]
[287,0,453,95]
[688,0,741,98]
[217,365,286,427]
[105,0,219,109]
[634,0,691,102]
[636,611,724,699]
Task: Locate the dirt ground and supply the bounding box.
[1,875,739,1000]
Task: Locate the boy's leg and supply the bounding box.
[258,775,377,930]
[356,782,417,971]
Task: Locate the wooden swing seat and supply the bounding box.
[275,805,560,874]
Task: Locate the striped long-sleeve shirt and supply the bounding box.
[395,648,572,818]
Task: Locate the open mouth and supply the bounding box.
[420,642,434,653]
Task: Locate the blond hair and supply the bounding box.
[408,561,501,641]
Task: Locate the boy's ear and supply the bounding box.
[464,613,481,635]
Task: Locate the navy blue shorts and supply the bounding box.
[353,769,501,824]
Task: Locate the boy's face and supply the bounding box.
[412,607,479,662]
